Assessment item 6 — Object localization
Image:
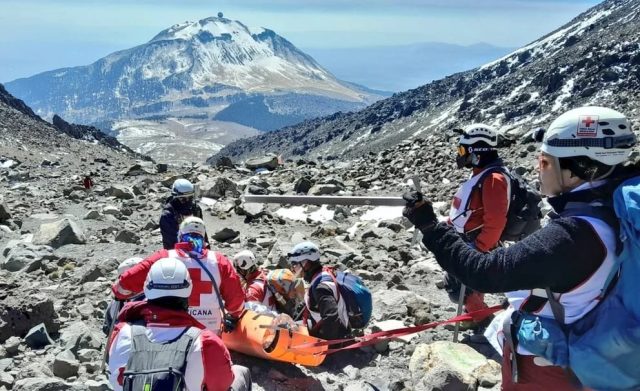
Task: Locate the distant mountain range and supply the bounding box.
[5,16,383,134]
[304,42,515,92]
[214,0,640,162]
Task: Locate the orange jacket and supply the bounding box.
[462,169,510,252]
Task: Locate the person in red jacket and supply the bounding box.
[112,216,245,335]
[232,250,273,306]
[83,174,94,190]
[107,257,250,391]
[233,250,305,319]
[446,123,510,317]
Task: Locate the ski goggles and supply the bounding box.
[457,144,494,156]
[174,194,194,202]
[179,232,205,254]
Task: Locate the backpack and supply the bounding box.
[471,166,542,242]
[512,176,640,391]
[312,268,373,329]
[122,325,200,391]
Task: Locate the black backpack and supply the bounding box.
[470,166,542,242]
[122,325,200,391]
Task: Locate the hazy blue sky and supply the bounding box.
[0,0,601,82]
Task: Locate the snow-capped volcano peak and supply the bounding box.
[5,15,382,129]
[150,16,265,43]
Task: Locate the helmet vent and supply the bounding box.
[598,121,610,126]
[602,128,615,136]
[618,124,627,130]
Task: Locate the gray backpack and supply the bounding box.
[122,325,201,391]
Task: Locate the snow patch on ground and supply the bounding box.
[360,206,404,221]
[1,159,17,168]
[274,205,334,222]
[198,197,217,207]
[552,78,575,112]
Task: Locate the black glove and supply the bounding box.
[222,313,239,333]
[402,191,438,232]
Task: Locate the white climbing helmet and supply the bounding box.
[144,258,192,300]
[540,106,636,166]
[288,241,321,264]
[459,123,499,147]
[178,216,207,238]
[172,178,194,197]
[117,257,144,276]
[233,250,257,271]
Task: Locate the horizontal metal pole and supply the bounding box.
[243,194,407,206]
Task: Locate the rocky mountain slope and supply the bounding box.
[215,0,640,162]
[0,84,513,390]
[0,84,137,160]
[5,16,382,133]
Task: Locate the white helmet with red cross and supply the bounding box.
[541,106,636,166]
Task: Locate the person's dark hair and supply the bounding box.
[558,156,614,181]
[148,296,189,311]
[560,157,640,199]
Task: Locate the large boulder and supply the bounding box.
[0,195,10,222]
[245,155,279,170]
[24,323,54,349]
[13,378,74,391]
[115,229,140,244]
[0,294,59,343]
[52,350,80,379]
[33,219,86,248]
[372,289,431,322]
[105,184,135,199]
[200,177,240,199]
[59,321,104,353]
[236,202,266,219]
[215,156,235,169]
[1,242,55,272]
[211,228,240,243]
[409,341,501,391]
[309,183,342,195]
[294,177,315,194]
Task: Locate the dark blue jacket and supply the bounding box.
[421,186,612,294]
[159,197,205,250]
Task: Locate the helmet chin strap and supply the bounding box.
[594,165,616,181]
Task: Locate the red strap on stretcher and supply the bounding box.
[290,304,504,355]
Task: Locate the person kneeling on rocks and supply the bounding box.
[233,250,305,319]
[107,257,251,391]
[289,241,351,340]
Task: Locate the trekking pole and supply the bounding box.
[411,175,423,246]
[453,284,467,343]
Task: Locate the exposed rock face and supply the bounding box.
[33,219,86,248]
[0,295,59,343]
[52,115,138,154]
[409,342,501,391]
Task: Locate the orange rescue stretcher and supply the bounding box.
[221,309,327,367]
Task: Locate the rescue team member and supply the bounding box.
[403,107,636,390]
[113,217,244,335]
